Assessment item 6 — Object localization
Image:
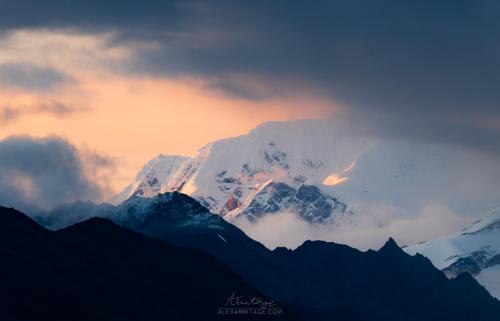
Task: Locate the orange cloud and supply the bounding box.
[0,73,335,192]
[0,30,341,193]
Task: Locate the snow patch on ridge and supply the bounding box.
[405,207,500,299]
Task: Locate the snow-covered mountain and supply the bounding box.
[112,119,500,229]
[112,120,370,224]
[111,192,225,232]
[405,206,500,299]
[111,155,189,202]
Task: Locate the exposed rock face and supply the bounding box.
[224,194,241,212]
[241,182,350,223]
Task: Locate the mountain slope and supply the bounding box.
[111,154,189,203]
[0,206,294,321]
[109,193,500,321]
[110,192,298,302]
[405,206,500,299]
[112,119,367,223]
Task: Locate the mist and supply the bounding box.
[233,204,472,250]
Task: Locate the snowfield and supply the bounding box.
[405,207,500,299]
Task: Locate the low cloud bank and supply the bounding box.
[233,204,471,250]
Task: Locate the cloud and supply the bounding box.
[0,135,115,211]
[233,205,472,251]
[0,1,499,153]
[0,100,88,126]
[0,0,180,31]
[0,101,88,126]
[0,62,72,90]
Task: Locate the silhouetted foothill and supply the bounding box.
[0,206,297,321]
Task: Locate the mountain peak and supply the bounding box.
[380,237,404,254]
[0,206,47,235]
[111,191,225,235]
[111,119,366,224]
[58,217,122,236]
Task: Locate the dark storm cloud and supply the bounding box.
[1,0,499,152]
[0,63,72,90]
[0,136,113,211]
[0,0,180,30]
[0,101,88,126]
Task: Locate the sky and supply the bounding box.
[0,0,499,212]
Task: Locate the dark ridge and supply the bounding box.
[273,246,293,256]
[58,216,118,232]
[108,193,500,321]
[23,193,500,321]
[0,206,48,234]
[0,206,297,321]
